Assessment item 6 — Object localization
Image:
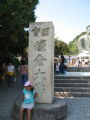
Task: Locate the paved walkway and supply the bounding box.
[64,97,90,120]
[0,75,22,120]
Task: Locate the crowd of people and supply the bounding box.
[67,57,90,67]
[0,59,29,88]
[0,61,16,87]
[54,55,90,75]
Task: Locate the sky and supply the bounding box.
[35,0,90,43]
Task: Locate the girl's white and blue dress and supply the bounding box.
[22,88,35,109]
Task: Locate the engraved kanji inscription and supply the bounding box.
[42,28,49,36]
[34,68,46,81]
[34,81,46,96]
[32,27,40,37]
[34,54,46,66]
[34,39,46,51]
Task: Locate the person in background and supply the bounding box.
[59,53,67,74]
[55,60,60,74]
[85,58,88,66]
[6,61,15,87]
[20,81,37,120]
[54,60,57,74]
[60,53,65,63]
[18,60,28,85]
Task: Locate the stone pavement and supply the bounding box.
[0,75,22,120]
[64,97,90,120]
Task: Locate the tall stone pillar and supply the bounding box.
[29,22,54,103]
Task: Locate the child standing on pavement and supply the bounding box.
[20,81,37,120]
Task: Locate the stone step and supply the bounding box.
[54,92,90,97]
[54,87,90,92]
[54,74,90,97]
[54,75,90,79]
[55,79,90,83]
[54,83,90,87]
[67,67,90,72]
[12,96,67,120]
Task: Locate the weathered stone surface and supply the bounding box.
[29,22,54,103]
[12,95,67,120]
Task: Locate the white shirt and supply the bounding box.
[7,65,14,72]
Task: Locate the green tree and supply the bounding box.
[55,38,70,57]
[68,40,78,55]
[0,0,39,61]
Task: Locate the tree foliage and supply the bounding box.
[0,0,39,60]
[68,40,78,55]
[55,38,70,57]
[54,31,87,56]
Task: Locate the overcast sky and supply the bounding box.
[35,0,90,43]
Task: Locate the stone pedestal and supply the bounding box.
[12,95,67,120]
[29,22,54,103]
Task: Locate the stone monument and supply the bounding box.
[78,25,90,52]
[12,22,67,120]
[28,22,54,103]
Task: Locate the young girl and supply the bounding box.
[20,81,37,120]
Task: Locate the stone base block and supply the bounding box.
[12,96,67,120]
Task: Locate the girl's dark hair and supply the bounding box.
[31,86,34,92]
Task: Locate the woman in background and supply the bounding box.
[18,60,28,85]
